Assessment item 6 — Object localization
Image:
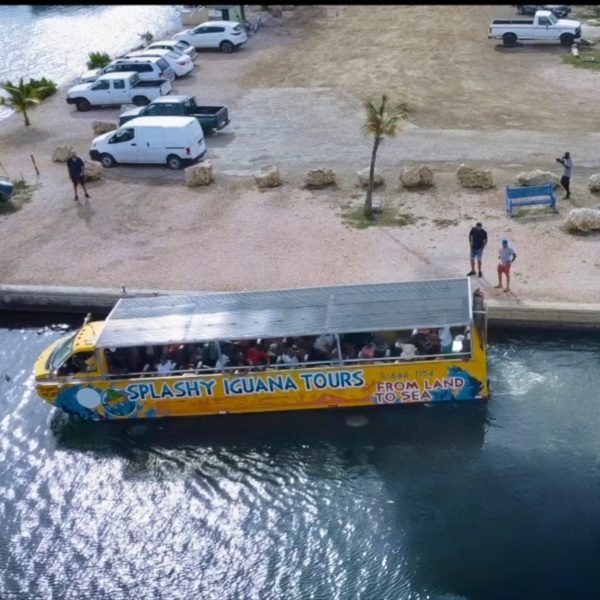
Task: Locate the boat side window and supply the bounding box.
[58,351,97,376]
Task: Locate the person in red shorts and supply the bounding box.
[494,239,517,292]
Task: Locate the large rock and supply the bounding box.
[456,164,494,189]
[515,169,560,188]
[588,173,600,192]
[255,165,282,188]
[304,168,336,189]
[565,208,600,232]
[185,161,214,187]
[92,121,117,135]
[400,165,434,188]
[84,160,103,181]
[52,145,75,162]
[357,167,384,189]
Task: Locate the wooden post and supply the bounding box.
[30,154,40,177]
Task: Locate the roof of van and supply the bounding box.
[123,116,199,128]
[95,278,474,348]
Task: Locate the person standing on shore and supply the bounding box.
[494,239,517,293]
[467,222,487,278]
[66,150,90,202]
[556,151,572,200]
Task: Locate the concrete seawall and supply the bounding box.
[1,284,600,330]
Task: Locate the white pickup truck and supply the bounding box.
[489,9,581,46]
[66,72,172,112]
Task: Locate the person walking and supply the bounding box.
[556,151,572,200]
[467,222,488,278]
[494,239,517,293]
[66,150,90,201]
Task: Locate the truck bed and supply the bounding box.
[133,80,168,88]
[492,18,535,25]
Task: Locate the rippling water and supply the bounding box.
[0,5,181,121]
[1,315,600,599]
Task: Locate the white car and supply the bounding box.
[147,39,198,61]
[125,48,194,78]
[174,20,248,53]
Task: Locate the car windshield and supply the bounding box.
[176,40,191,49]
[166,50,183,59]
[548,13,558,24]
[232,24,243,32]
[48,332,77,370]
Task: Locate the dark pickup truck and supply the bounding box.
[118,95,230,132]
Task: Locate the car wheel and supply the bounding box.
[560,33,574,47]
[166,154,183,170]
[132,96,150,107]
[220,40,234,54]
[76,98,91,112]
[503,33,518,47]
[100,153,116,168]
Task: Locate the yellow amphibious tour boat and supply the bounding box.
[34,278,489,420]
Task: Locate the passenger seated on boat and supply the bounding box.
[358,341,376,360]
[201,342,220,368]
[341,341,358,361]
[373,335,391,358]
[156,352,177,375]
[276,344,300,368]
[312,334,335,361]
[106,348,128,376]
[61,351,96,375]
[125,347,144,374]
[438,327,453,354]
[248,341,270,367]
[397,343,418,361]
[410,329,441,356]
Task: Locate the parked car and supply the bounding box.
[515,5,571,18]
[89,116,206,170]
[174,20,248,53]
[0,180,14,202]
[80,56,175,84]
[124,48,194,78]
[119,95,230,132]
[66,72,171,111]
[489,9,581,46]
[147,39,198,61]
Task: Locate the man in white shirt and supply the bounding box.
[494,239,517,292]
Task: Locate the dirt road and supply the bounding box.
[0,5,599,305]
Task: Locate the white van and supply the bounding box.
[89,116,206,170]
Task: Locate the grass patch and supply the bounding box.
[432,218,459,228]
[0,177,35,214]
[563,49,600,71]
[342,205,421,229]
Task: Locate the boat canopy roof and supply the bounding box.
[95,278,473,349]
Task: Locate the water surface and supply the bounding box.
[0,315,599,599]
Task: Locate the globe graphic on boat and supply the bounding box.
[101,388,137,418]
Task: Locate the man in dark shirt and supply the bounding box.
[66,149,90,201]
[467,222,487,278]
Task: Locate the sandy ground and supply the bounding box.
[0,5,599,305]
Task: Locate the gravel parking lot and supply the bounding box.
[0,5,599,303]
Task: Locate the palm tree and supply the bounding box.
[0,78,45,126]
[363,94,401,219]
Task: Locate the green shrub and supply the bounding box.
[27,77,57,100]
[87,51,111,70]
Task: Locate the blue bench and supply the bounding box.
[505,183,558,217]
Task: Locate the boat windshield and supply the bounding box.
[48,332,77,371]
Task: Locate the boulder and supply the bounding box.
[268,5,283,17]
[255,165,282,188]
[185,161,214,187]
[83,160,103,181]
[565,208,600,233]
[357,167,384,189]
[92,121,117,135]
[52,145,75,162]
[400,165,434,188]
[515,169,560,188]
[456,164,494,189]
[304,168,336,189]
[588,173,600,192]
